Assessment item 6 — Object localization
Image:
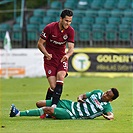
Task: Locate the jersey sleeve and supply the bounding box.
[103,103,113,114]
[40,25,51,40]
[86,92,92,98]
[86,90,103,98]
[67,28,75,43]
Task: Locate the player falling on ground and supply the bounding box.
[10,88,119,120]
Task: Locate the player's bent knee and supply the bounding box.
[36,100,46,108]
[36,101,41,108]
[57,71,66,80]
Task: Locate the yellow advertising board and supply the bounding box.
[68,48,133,77]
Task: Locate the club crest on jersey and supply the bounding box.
[63,34,68,40]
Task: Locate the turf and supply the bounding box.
[0,77,132,133]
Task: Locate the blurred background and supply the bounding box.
[0,0,133,78]
[0,0,133,48]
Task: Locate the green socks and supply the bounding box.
[20,108,44,116]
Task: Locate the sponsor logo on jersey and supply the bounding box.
[50,39,66,45]
[91,94,103,111]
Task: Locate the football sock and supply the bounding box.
[20,108,44,116]
[45,88,54,100]
[52,81,63,106]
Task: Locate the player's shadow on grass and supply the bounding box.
[9,117,106,121]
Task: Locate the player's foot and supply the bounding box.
[10,104,19,117]
[40,113,46,119]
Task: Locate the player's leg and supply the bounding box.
[44,62,57,100]
[10,102,53,117]
[36,99,52,108]
[9,104,45,117]
[44,61,68,107]
[18,107,71,119]
[36,100,46,108]
[51,61,68,107]
[19,107,54,117]
[45,76,56,100]
[52,108,71,119]
[51,71,66,107]
[45,87,54,100]
[10,104,71,119]
[37,99,53,118]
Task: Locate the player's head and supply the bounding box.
[60,9,73,18]
[101,88,119,102]
[111,88,119,100]
[59,9,73,30]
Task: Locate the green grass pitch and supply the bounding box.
[0,76,132,133]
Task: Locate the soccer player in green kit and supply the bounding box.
[10,88,119,120]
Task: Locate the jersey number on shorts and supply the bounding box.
[63,62,68,70]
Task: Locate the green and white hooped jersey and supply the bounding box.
[59,90,112,119]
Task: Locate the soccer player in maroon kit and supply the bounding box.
[37,9,75,108]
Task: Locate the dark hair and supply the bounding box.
[111,88,119,100]
[60,9,73,19]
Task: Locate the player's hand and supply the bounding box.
[77,94,86,103]
[102,114,113,120]
[61,55,69,62]
[78,99,85,103]
[46,54,52,60]
[77,97,85,103]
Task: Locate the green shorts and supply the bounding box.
[46,100,72,119]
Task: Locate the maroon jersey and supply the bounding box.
[40,22,75,58]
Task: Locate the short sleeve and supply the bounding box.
[86,92,92,98]
[103,103,113,114]
[40,25,50,40]
[86,90,102,98]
